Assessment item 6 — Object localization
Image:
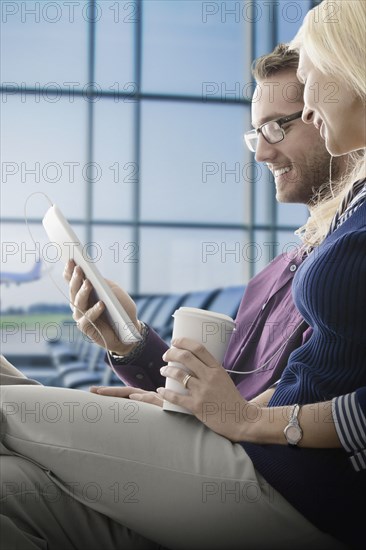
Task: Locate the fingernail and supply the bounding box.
[156,387,164,393]
[160,366,167,374]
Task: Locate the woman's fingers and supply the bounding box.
[161,339,220,381]
[89,386,163,407]
[129,392,163,407]
[171,338,219,368]
[90,386,146,398]
[159,365,197,390]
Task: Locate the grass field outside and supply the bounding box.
[0,313,75,343]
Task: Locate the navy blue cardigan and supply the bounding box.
[243,200,366,549]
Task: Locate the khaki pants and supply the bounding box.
[0,356,166,550]
[0,356,346,550]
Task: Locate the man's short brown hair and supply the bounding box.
[251,43,301,81]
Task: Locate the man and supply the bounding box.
[75,44,347,404]
[0,44,350,549]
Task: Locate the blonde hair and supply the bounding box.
[296,152,365,251]
[290,0,366,249]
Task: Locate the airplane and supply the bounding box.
[0,260,43,286]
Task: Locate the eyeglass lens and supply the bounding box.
[261,121,284,144]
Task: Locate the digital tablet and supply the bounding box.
[42,204,142,344]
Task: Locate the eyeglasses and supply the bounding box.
[244,111,303,153]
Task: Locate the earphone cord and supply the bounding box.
[24,192,115,372]
[225,320,306,375]
[25,193,306,380]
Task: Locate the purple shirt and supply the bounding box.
[112,252,311,400]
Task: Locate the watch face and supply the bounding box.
[285,425,302,445]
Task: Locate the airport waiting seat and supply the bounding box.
[9,321,80,384]
[148,293,188,336]
[158,288,221,342]
[205,285,245,319]
[68,294,186,390]
[46,342,103,386]
[48,328,85,366]
[51,296,164,390]
[17,365,58,385]
[64,286,245,390]
[133,295,152,317]
[50,345,106,388]
[138,295,165,325]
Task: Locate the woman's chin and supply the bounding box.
[323,135,345,157]
[325,131,362,157]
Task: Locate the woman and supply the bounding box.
[1,1,365,548]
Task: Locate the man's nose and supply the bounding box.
[302,105,315,124]
[255,134,277,163]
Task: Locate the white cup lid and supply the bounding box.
[174,307,236,327]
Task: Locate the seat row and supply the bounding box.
[38,285,245,390]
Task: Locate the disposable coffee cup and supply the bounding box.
[163,307,236,414]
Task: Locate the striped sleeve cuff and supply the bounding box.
[332,392,366,472]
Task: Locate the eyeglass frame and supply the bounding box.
[244,110,303,152]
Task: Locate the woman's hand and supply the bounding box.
[157,338,252,442]
[90,385,163,407]
[63,260,141,356]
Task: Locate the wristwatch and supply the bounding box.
[284,404,303,446]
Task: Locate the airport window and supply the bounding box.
[1,0,319,316]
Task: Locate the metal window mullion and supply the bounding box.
[0,217,300,233]
[246,0,256,280]
[270,1,279,259]
[266,3,279,259]
[0,86,250,106]
[131,0,143,295]
[86,0,97,244]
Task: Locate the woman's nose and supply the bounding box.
[302,106,315,124]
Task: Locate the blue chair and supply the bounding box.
[139,295,165,325]
[17,365,58,385]
[46,342,102,386]
[70,286,245,390]
[49,346,106,388]
[59,295,169,390]
[205,285,245,318]
[133,295,151,317]
[59,347,107,388]
[149,293,188,336]
[159,288,221,342]
[49,327,85,366]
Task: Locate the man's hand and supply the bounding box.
[64,260,141,356]
[90,385,163,407]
